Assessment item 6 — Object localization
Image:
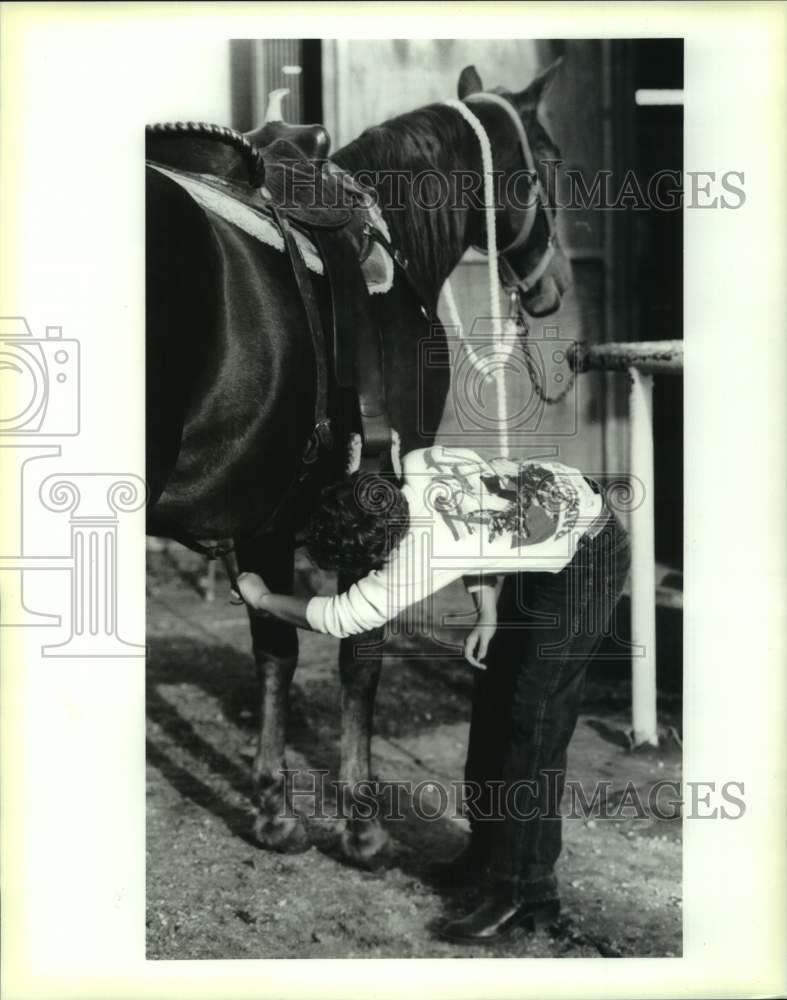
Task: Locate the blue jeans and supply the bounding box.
[463,504,631,896]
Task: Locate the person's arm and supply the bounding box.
[236,548,457,639]
[462,575,498,670]
[235,573,313,629]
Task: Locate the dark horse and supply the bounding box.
[146,63,571,867]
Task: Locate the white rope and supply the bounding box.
[443,99,520,457]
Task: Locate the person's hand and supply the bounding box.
[234,572,272,610]
[464,621,496,670]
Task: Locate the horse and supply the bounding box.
[146,62,572,868]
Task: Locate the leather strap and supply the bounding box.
[462,92,559,290]
[270,205,332,460]
[315,227,392,457]
[365,226,439,324]
[162,531,245,604]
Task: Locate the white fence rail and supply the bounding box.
[571,340,683,746]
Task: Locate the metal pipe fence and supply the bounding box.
[571,339,683,745]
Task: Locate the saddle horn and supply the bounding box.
[264,88,290,124]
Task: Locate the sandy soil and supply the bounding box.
[146,544,682,960]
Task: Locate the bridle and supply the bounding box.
[441,90,574,446]
[462,91,559,297]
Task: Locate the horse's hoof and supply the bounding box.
[339,821,391,870]
[253,813,310,854]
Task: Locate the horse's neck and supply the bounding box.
[333,105,479,302]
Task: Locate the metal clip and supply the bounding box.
[364,222,407,270]
[302,419,332,464]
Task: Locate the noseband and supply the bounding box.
[462,91,559,295]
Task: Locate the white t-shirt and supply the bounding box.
[306,446,603,638]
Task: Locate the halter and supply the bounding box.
[460,91,559,295]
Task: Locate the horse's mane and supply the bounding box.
[333,105,481,296]
[336,104,471,174]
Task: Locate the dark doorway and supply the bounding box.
[610,38,683,570]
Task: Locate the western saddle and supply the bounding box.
[146,120,395,471]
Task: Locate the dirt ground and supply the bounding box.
[146,543,682,960]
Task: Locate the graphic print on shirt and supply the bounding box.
[306,448,601,638]
[420,447,581,550]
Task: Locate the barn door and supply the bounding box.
[606,38,684,571]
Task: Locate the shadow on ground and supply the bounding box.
[146,546,682,959]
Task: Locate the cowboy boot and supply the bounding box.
[438,873,560,944]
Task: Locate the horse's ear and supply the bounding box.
[458,65,484,99]
[515,57,562,109]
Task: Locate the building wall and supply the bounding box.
[322,39,542,148]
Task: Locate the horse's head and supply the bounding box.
[457,63,571,318]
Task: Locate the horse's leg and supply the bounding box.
[235,532,310,853]
[337,630,391,867]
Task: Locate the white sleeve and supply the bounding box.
[306,569,397,638]
[305,538,460,638]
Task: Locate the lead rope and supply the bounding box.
[441,100,577,434]
[443,99,519,458]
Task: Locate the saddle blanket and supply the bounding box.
[149,162,395,295]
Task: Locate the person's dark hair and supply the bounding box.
[305,472,409,575]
